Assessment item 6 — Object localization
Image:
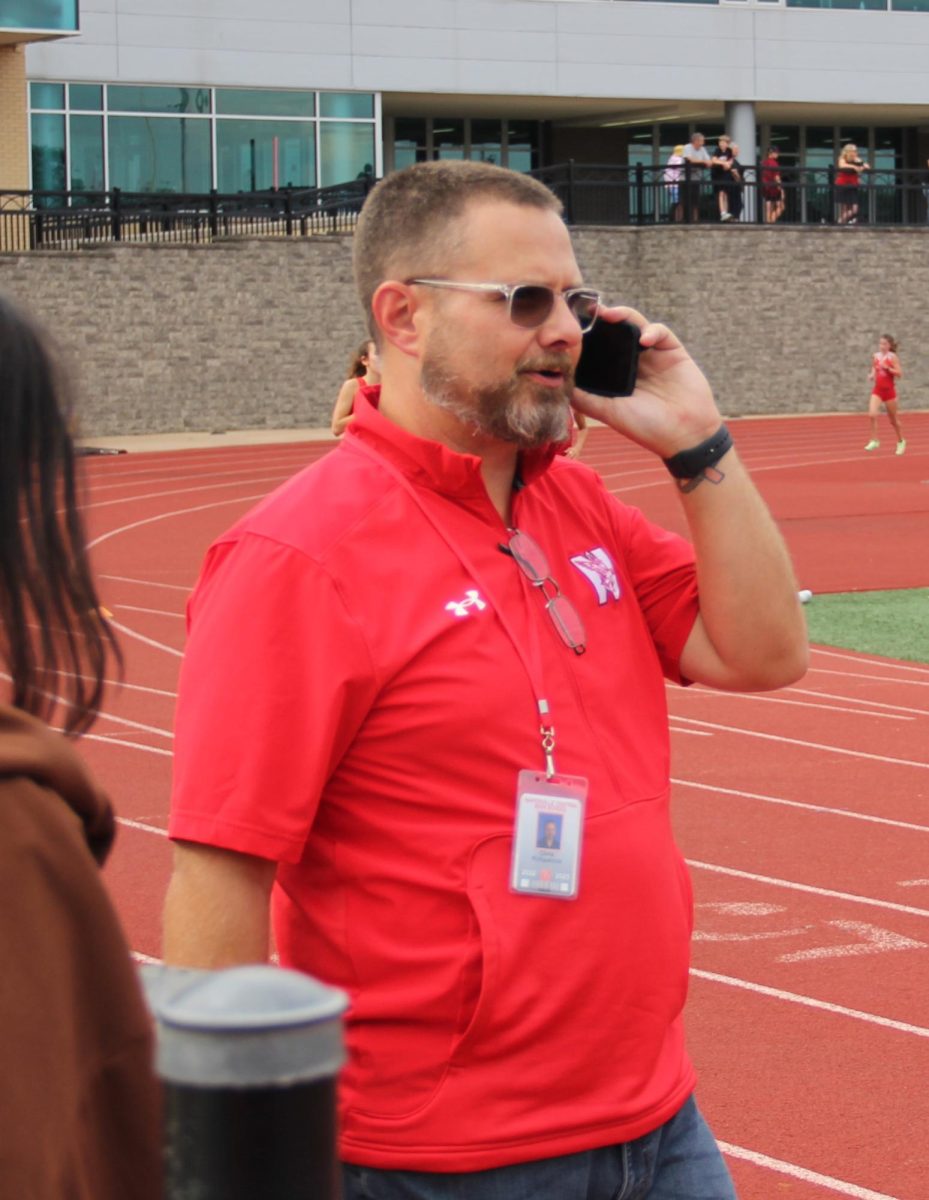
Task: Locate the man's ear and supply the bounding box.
[372,282,423,360]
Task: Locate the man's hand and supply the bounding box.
[572,306,721,458]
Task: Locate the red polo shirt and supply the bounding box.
[170,387,700,1170]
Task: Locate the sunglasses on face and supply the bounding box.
[406,279,601,333]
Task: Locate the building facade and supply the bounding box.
[3,0,929,211]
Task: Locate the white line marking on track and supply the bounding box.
[82,732,173,757]
[778,920,924,962]
[109,618,183,659]
[811,647,929,677]
[687,860,929,919]
[810,666,929,690]
[100,574,191,592]
[118,816,168,836]
[87,492,271,549]
[672,777,929,834]
[718,1139,904,1199]
[693,968,929,1040]
[673,714,929,769]
[82,472,291,513]
[898,879,929,888]
[115,603,185,619]
[669,725,713,736]
[686,686,916,721]
[782,685,928,718]
[132,951,163,965]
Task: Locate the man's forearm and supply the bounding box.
[677,446,808,691]
[162,842,276,968]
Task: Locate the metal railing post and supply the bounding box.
[635,162,645,226]
[110,187,122,242]
[565,159,576,225]
[143,964,348,1200]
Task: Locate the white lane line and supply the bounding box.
[810,666,929,690]
[55,670,178,699]
[81,472,291,513]
[811,647,929,678]
[100,574,191,592]
[131,951,163,965]
[686,860,929,919]
[672,777,929,834]
[673,714,929,770]
[87,491,271,549]
[780,685,928,718]
[118,816,168,836]
[669,726,713,737]
[681,687,913,722]
[94,709,173,739]
[109,618,184,659]
[82,732,173,757]
[115,604,185,619]
[693,968,929,1039]
[717,1140,903,1200]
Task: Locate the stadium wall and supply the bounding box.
[0,226,925,437]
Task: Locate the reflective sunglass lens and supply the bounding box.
[509,286,555,328]
[568,293,599,331]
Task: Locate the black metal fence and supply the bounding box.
[3,164,929,252]
[533,161,929,228]
[0,178,372,252]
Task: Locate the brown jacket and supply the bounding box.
[0,706,161,1199]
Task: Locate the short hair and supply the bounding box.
[353,160,563,339]
[0,294,119,734]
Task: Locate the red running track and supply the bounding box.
[78,412,929,1200]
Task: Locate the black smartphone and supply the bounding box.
[574,319,641,398]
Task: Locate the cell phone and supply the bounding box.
[574,319,641,398]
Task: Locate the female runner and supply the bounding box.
[865,334,905,455]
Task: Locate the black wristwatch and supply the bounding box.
[662,424,733,480]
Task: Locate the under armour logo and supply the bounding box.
[570,548,621,605]
[446,590,487,618]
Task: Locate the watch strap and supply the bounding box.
[662,424,733,480]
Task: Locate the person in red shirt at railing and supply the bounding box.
[836,143,871,225]
[164,159,807,1200]
[761,145,785,223]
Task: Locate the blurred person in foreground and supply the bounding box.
[0,294,161,1199]
[164,161,807,1199]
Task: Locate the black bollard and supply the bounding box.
[142,965,348,1200]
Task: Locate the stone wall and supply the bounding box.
[0,224,926,436]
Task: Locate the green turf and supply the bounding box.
[803,588,929,664]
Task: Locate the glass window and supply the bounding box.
[804,125,837,170]
[319,93,374,120]
[893,0,929,9]
[838,127,869,157]
[30,82,65,110]
[629,128,656,168]
[658,123,689,165]
[471,119,502,166]
[320,122,375,187]
[70,84,103,112]
[787,0,886,7]
[393,118,427,169]
[217,119,315,191]
[434,119,465,161]
[70,115,105,192]
[2,0,78,31]
[215,89,314,118]
[30,112,66,192]
[108,116,211,193]
[506,120,539,173]
[108,86,211,115]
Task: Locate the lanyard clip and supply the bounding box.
[538,699,556,780]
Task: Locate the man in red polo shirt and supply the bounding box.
[164,160,807,1199]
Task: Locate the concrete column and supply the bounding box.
[0,45,30,191]
[725,100,757,223]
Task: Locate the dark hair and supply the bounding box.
[880,333,898,352]
[353,160,562,339]
[345,339,373,380]
[0,294,119,734]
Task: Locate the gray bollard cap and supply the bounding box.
[141,964,349,1089]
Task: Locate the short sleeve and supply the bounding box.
[169,533,379,863]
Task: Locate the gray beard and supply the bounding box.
[421,362,573,448]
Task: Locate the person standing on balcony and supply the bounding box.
[663,143,685,222]
[921,155,929,224]
[761,147,785,224]
[836,144,871,226]
[710,135,735,222]
[726,143,745,222]
[682,132,711,222]
[864,333,905,454]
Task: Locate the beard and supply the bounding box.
[421,351,575,448]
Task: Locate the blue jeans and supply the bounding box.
[342,1095,737,1200]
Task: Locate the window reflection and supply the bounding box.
[217,120,315,191]
[107,117,211,193]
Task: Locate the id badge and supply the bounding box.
[510,770,588,900]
